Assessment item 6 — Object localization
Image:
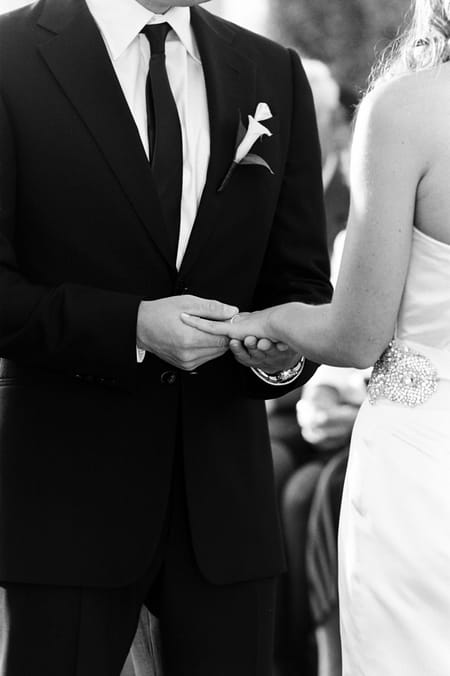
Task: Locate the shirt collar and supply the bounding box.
[85,0,200,63]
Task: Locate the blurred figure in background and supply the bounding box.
[274,366,366,676]
[302,58,352,252]
[271,61,359,676]
[288,365,368,676]
[273,240,368,676]
[269,59,354,488]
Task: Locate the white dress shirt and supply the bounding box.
[85,0,210,270]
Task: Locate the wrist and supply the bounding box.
[136,300,154,351]
[252,355,305,386]
[266,303,293,344]
[265,353,301,375]
[265,305,280,340]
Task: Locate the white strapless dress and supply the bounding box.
[338,227,450,675]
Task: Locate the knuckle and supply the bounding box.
[179,348,192,363]
[202,322,213,334]
[179,335,192,351]
[208,300,218,315]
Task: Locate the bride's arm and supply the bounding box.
[249,80,426,368]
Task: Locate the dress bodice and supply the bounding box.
[341,225,450,676]
[396,227,450,352]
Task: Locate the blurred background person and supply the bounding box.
[301,58,351,251]
[273,365,366,676]
[268,59,355,483]
[281,364,368,676]
[271,60,359,676]
[267,59,356,489]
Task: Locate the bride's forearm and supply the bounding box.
[266,302,376,368]
[266,302,335,364]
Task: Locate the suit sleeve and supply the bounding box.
[243,48,333,400]
[0,94,142,383]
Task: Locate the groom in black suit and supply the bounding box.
[0,0,331,673]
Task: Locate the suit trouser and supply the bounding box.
[0,443,276,676]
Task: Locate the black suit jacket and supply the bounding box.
[0,0,332,587]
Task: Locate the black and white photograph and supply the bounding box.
[0,0,449,674]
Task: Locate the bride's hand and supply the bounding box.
[180,308,274,342]
[181,308,302,372]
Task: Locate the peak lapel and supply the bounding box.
[179,8,256,278]
[37,0,177,273]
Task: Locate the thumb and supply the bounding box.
[192,297,239,320]
[231,312,250,322]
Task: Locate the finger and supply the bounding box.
[180,324,231,349]
[256,338,274,352]
[246,348,268,364]
[193,333,230,349]
[189,297,239,321]
[229,340,255,367]
[230,340,242,351]
[243,335,258,350]
[231,342,270,368]
[181,313,231,335]
[232,312,251,322]
[187,341,230,353]
[276,342,290,352]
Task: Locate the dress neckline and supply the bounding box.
[413,226,450,250]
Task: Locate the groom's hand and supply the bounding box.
[136,296,238,371]
[230,336,301,374]
[224,313,302,374]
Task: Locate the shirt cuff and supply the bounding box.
[251,356,305,386]
[136,347,146,363]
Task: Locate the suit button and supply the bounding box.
[175,280,189,294]
[161,371,177,386]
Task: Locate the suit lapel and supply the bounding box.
[37,0,177,273]
[179,8,256,277]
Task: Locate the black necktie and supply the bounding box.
[141,23,183,259]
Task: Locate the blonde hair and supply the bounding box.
[370,0,450,89]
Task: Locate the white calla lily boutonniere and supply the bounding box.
[218,102,275,193]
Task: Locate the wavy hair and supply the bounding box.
[370,0,450,89]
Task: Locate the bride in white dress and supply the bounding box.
[181,1,450,672]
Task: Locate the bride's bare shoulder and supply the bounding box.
[359,67,450,133]
[355,67,449,155]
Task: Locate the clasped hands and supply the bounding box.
[137,295,299,372]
